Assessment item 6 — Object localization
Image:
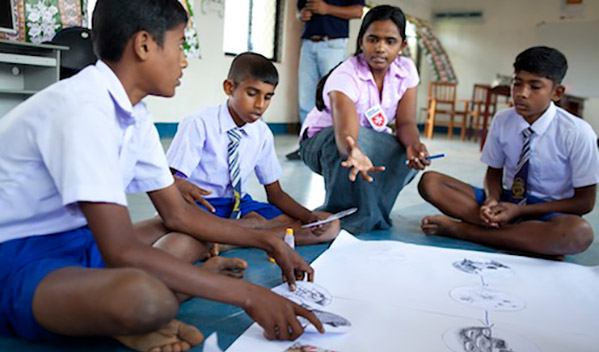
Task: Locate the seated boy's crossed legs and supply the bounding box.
[134,194,339,263]
[0,226,245,352]
[417,171,594,256]
[196,194,340,247]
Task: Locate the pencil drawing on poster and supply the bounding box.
[450,286,525,311]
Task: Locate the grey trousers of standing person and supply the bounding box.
[300,127,418,234]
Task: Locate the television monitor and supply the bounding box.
[0,0,17,34]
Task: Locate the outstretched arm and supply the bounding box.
[79,202,323,339]
[329,91,385,181]
[148,184,314,288]
[329,90,359,157]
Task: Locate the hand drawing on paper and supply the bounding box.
[298,309,352,334]
[453,259,514,278]
[450,286,525,311]
[271,281,332,308]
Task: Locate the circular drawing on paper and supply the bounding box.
[453,259,514,278]
[271,281,332,308]
[443,326,541,352]
[450,286,525,311]
[298,309,352,334]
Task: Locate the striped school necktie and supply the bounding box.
[227,128,243,219]
[509,127,534,205]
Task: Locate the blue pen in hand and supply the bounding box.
[405,153,445,165]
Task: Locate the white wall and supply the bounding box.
[145,0,433,124]
[431,0,599,134]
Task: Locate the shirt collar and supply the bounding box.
[518,101,556,136]
[218,102,250,136]
[95,60,136,123]
[355,54,409,82]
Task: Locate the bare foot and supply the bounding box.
[206,243,239,256]
[421,215,459,236]
[199,256,247,279]
[115,319,204,352]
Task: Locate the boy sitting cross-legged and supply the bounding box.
[418,46,598,256]
[0,1,322,351]
[166,52,340,248]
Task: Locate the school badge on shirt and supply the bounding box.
[364,105,388,132]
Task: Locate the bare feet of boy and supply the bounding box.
[199,256,247,279]
[115,319,204,352]
[421,215,459,236]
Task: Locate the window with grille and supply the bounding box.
[223,0,281,61]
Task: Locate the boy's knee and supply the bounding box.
[553,218,594,255]
[418,171,442,200]
[107,269,178,333]
[320,220,341,242]
[155,233,210,262]
[240,212,268,229]
[569,219,594,254]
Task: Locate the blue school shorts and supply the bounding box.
[197,194,283,220]
[0,226,104,341]
[472,186,562,222]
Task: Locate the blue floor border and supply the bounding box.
[155,122,462,138]
[155,122,301,138]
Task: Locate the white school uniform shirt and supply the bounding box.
[481,102,599,201]
[166,103,282,198]
[0,61,173,243]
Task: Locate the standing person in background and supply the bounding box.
[286,0,364,160]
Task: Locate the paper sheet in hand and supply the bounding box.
[301,208,357,228]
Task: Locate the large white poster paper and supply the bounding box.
[226,231,599,351]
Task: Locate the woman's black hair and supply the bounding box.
[315,62,343,111]
[355,5,406,55]
[315,5,407,111]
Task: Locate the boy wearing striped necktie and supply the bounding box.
[417,46,598,257]
[166,52,340,251]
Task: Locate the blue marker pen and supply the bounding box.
[405,153,446,165]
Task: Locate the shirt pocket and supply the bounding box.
[533,150,569,193]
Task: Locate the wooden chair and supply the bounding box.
[423,81,468,140]
[466,84,496,141]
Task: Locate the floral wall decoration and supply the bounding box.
[1,0,201,59]
[179,0,201,59]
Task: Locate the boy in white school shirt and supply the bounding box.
[0,0,322,350]
[165,52,340,249]
[418,46,598,257]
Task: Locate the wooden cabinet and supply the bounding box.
[0,39,67,118]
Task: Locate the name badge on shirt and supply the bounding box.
[364,105,388,132]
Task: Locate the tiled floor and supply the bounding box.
[1,134,597,352]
